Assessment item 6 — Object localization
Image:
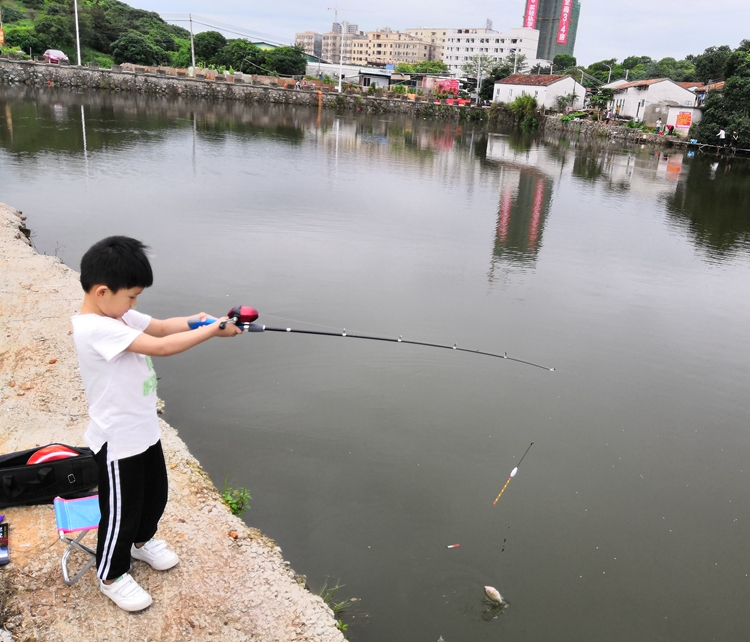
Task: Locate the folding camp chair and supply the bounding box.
[53,495,100,585]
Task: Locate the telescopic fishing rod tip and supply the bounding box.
[549,367,555,372]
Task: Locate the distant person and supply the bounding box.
[72,237,241,611]
[655,118,662,134]
[605,109,612,124]
[730,130,739,150]
[717,128,726,146]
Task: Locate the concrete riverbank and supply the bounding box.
[0,58,475,120]
[0,204,344,641]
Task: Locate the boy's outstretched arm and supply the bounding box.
[128,316,241,357]
[145,313,216,338]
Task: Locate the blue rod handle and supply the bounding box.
[188,318,216,330]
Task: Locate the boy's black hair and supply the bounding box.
[80,236,153,293]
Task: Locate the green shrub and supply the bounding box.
[221,482,251,516]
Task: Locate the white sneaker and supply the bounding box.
[131,539,179,571]
[100,573,152,612]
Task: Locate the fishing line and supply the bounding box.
[493,442,534,505]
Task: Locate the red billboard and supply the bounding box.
[524,0,539,29]
[557,0,573,44]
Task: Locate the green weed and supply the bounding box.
[221,480,251,516]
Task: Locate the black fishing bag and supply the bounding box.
[0,444,98,509]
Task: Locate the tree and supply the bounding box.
[461,54,498,79]
[111,29,168,66]
[623,55,652,69]
[553,53,576,70]
[193,30,227,65]
[412,60,449,74]
[555,92,578,113]
[693,45,733,83]
[588,87,614,120]
[586,59,624,83]
[479,54,527,101]
[723,49,750,80]
[263,46,307,76]
[34,14,74,48]
[0,5,24,22]
[4,24,45,56]
[213,39,265,73]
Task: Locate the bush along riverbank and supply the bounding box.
[0,202,345,641]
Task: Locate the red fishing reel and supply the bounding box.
[220,305,259,329]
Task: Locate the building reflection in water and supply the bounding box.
[486,134,556,279]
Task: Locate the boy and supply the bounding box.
[71,236,240,611]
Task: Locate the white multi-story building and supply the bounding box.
[443,27,541,77]
[295,31,322,59]
[404,28,449,61]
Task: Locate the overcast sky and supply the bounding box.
[148,0,748,65]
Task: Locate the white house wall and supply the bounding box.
[612,81,696,122]
[493,77,585,110]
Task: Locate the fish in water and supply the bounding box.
[484,586,505,604]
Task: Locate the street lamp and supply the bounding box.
[73,0,81,66]
[603,63,612,84]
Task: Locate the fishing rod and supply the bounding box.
[492,442,534,505]
[189,306,555,372]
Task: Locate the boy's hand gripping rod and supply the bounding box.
[189,306,555,372]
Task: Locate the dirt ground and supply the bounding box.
[0,203,344,642]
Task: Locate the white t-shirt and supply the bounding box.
[71,309,160,462]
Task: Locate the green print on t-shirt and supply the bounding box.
[143,355,158,396]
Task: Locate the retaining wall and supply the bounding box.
[542,115,689,148]
[0,59,485,121]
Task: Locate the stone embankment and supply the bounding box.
[542,114,690,148]
[0,58,480,120]
[0,203,344,641]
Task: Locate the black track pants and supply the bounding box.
[93,440,168,581]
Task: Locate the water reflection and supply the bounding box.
[664,156,750,260]
[1,86,749,266]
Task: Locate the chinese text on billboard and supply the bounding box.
[557,0,572,44]
[524,0,539,29]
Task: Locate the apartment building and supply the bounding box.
[443,27,540,77]
[295,31,322,59]
[318,32,367,64]
[349,29,435,67]
[404,28,449,61]
[332,21,359,35]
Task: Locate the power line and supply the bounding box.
[160,13,291,46]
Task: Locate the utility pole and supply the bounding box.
[189,14,196,75]
[73,0,81,65]
[328,7,344,92]
[476,57,481,105]
[338,30,344,92]
[513,49,519,75]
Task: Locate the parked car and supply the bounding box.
[43,50,69,64]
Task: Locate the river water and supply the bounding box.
[2,87,750,641]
